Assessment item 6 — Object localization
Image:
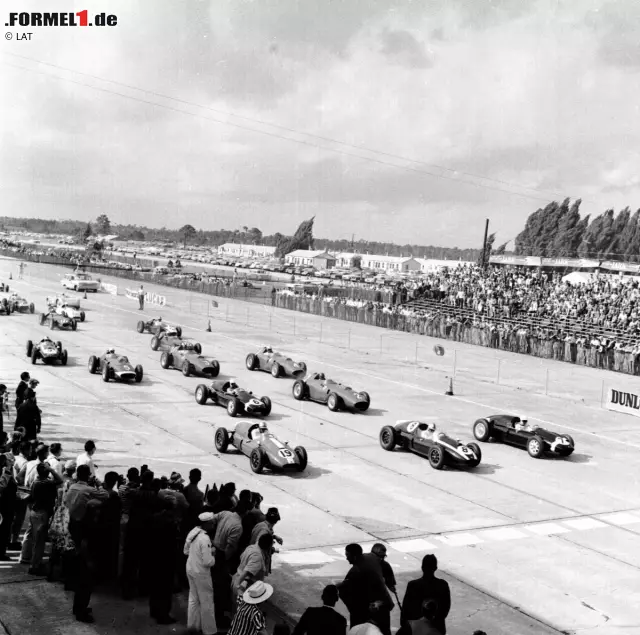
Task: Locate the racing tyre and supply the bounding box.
[246,354,258,371]
[227,398,239,417]
[88,356,98,374]
[134,365,143,383]
[379,426,397,451]
[557,435,575,457]
[292,380,306,400]
[270,362,281,378]
[194,343,202,355]
[160,352,172,369]
[31,349,38,365]
[261,396,272,416]
[49,318,55,331]
[527,436,545,459]
[359,391,371,411]
[150,336,160,351]
[80,311,85,322]
[466,442,482,467]
[249,448,267,474]
[214,427,230,453]
[175,326,182,338]
[182,361,192,377]
[56,341,63,351]
[294,446,308,472]
[327,393,340,412]
[39,313,46,326]
[473,419,492,442]
[136,320,145,333]
[26,340,33,357]
[61,350,68,366]
[102,364,110,382]
[29,303,34,314]
[209,361,220,378]
[298,362,307,373]
[428,446,446,470]
[71,319,77,331]
[195,384,209,405]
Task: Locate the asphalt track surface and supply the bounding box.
[1,259,640,635]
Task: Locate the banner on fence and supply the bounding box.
[606,387,640,418]
[100,283,118,295]
[125,288,166,306]
[125,288,138,300]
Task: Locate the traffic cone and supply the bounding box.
[445,377,454,396]
[8,273,12,280]
[206,320,212,332]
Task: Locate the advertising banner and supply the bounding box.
[606,387,640,418]
[125,288,166,306]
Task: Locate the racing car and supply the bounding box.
[379,420,481,469]
[292,373,370,412]
[245,346,307,379]
[160,341,220,377]
[47,294,81,309]
[472,414,575,458]
[88,349,144,383]
[26,337,68,365]
[53,302,85,322]
[194,380,272,417]
[150,328,200,353]
[39,310,78,331]
[215,420,308,474]
[136,317,182,337]
[0,296,13,315]
[7,293,35,314]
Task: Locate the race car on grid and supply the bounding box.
[245,346,307,379]
[195,380,272,417]
[150,328,201,353]
[88,349,144,383]
[0,296,14,315]
[215,420,308,474]
[160,341,220,378]
[137,317,182,337]
[379,420,481,469]
[7,293,35,314]
[472,414,575,458]
[53,302,85,322]
[39,309,78,331]
[26,337,68,366]
[292,372,370,412]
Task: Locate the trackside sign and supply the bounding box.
[607,388,640,418]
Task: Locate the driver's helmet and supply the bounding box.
[426,422,436,433]
[258,422,268,432]
[106,348,115,355]
[520,416,528,424]
[317,373,326,381]
[228,382,238,390]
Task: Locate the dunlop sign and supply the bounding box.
[125,288,166,307]
[607,388,640,418]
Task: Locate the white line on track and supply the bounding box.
[99,452,211,467]
[18,277,640,452]
[43,422,152,435]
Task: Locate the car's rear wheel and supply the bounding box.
[327,393,340,412]
[39,313,46,326]
[473,419,492,442]
[80,311,85,322]
[428,446,446,470]
[227,398,239,417]
[182,361,192,377]
[50,318,55,330]
[71,319,77,331]
[88,356,98,374]
[26,340,33,357]
[527,436,545,459]
[292,381,306,400]
[102,364,110,382]
[246,353,258,371]
[271,362,281,378]
[135,365,144,383]
[29,303,34,314]
[194,343,202,355]
[150,336,160,350]
[61,350,68,366]
[215,427,230,453]
[136,320,145,333]
[175,326,182,338]
[160,352,172,369]
[466,442,482,467]
[250,448,266,474]
[261,396,272,416]
[379,426,397,451]
[56,340,62,351]
[294,446,308,471]
[195,384,209,405]
[31,349,38,365]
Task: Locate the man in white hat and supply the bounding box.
[183,512,218,635]
[227,580,273,635]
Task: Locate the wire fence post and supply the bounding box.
[545,368,549,395]
[453,349,458,378]
[225,304,229,322]
[347,330,351,349]
[379,335,383,356]
[319,321,323,343]
[601,379,605,408]
[246,307,249,326]
[496,359,501,385]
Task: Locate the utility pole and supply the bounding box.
[481,218,490,268]
[350,233,355,250]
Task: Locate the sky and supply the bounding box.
[1,0,639,248]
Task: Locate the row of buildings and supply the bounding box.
[217,243,467,273]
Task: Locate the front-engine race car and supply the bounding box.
[472,414,575,459]
[137,317,182,337]
[54,302,85,322]
[194,380,271,417]
[215,420,308,474]
[160,341,220,377]
[150,328,200,353]
[88,349,143,383]
[26,337,68,365]
[7,293,35,314]
[379,420,481,469]
[39,309,78,331]
[292,372,370,412]
[245,346,307,379]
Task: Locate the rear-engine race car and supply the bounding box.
[26,337,68,366]
[160,342,220,377]
[292,373,370,412]
[7,293,35,314]
[195,380,271,417]
[39,309,78,331]
[379,420,481,469]
[472,414,575,459]
[48,293,81,309]
[245,346,307,379]
[150,328,200,353]
[88,348,143,383]
[215,420,308,474]
[54,302,85,322]
[137,317,182,337]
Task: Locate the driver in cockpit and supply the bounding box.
[105,348,116,356]
[418,422,437,440]
[226,382,239,395]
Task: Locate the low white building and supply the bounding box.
[285,249,337,268]
[217,243,276,258]
[360,255,422,272]
[414,258,472,272]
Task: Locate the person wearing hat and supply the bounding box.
[15,372,30,411]
[249,507,283,575]
[184,512,218,635]
[231,533,274,612]
[227,580,273,635]
[371,544,396,597]
[292,584,347,635]
[14,389,40,441]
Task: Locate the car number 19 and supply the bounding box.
[279,449,293,458]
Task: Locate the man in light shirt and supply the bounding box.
[76,440,98,480]
[47,443,63,477]
[19,444,50,489]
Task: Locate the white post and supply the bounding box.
[545,368,549,395]
[496,359,501,385]
[453,349,458,378]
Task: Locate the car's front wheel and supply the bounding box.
[466,442,482,467]
[379,426,397,451]
[136,320,145,333]
[292,381,306,400]
[271,362,281,378]
[246,353,258,371]
[294,446,308,471]
[428,446,446,470]
[527,436,545,459]
[327,393,340,411]
[61,350,68,366]
[26,340,33,357]
[261,396,272,416]
[195,384,209,405]
[160,352,172,369]
[227,398,239,417]
[209,361,220,378]
[182,361,193,377]
[80,311,85,322]
[150,336,160,350]
[102,364,110,382]
[31,349,38,365]
[88,356,98,374]
[215,427,230,453]
[134,365,144,383]
[71,319,77,331]
[29,303,34,314]
[250,447,267,474]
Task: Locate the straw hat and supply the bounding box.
[242,581,274,604]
